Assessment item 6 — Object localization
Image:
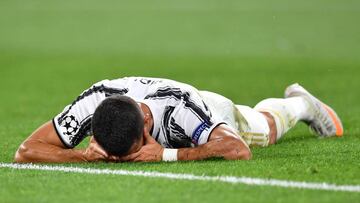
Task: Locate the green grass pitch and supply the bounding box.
[1,0,360,202]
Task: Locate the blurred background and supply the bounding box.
[0,0,359,160]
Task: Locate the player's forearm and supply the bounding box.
[177,137,252,161]
[177,145,210,161]
[177,143,228,161]
[14,141,87,163]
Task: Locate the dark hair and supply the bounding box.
[92,95,144,156]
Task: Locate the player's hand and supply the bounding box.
[83,137,110,162]
[121,127,164,162]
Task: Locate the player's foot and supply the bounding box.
[284,83,343,137]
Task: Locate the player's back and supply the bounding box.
[53,76,212,148]
[103,77,199,100]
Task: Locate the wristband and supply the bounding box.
[162,148,178,162]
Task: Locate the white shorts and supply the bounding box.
[199,91,270,147]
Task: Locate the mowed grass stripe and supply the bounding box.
[1,163,359,193]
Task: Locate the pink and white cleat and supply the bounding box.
[285,83,343,137]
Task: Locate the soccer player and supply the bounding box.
[14,77,343,163]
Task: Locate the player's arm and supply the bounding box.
[178,124,251,161]
[14,121,109,163]
[122,124,251,162]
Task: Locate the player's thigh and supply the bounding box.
[235,105,270,147]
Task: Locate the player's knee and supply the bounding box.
[261,112,277,145]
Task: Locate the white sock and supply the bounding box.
[254,97,310,140]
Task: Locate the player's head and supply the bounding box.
[92,95,144,156]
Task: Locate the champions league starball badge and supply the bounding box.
[60,115,80,136]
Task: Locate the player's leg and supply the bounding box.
[235,83,343,147]
[260,112,277,145]
[253,83,343,143]
[234,105,272,147]
[198,90,272,146]
[253,96,310,143]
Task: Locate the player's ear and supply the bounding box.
[144,113,151,123]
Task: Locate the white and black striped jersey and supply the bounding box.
[53,77,226,149]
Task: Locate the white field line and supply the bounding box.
[1,163,360,193]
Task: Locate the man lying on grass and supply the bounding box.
[15,77,343,163]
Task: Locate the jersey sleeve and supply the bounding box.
[53,79,135,148]
[171,91,226,146]
[53,79,131,148]
[53,85,107,148]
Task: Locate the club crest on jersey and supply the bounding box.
[60,115,80,136]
